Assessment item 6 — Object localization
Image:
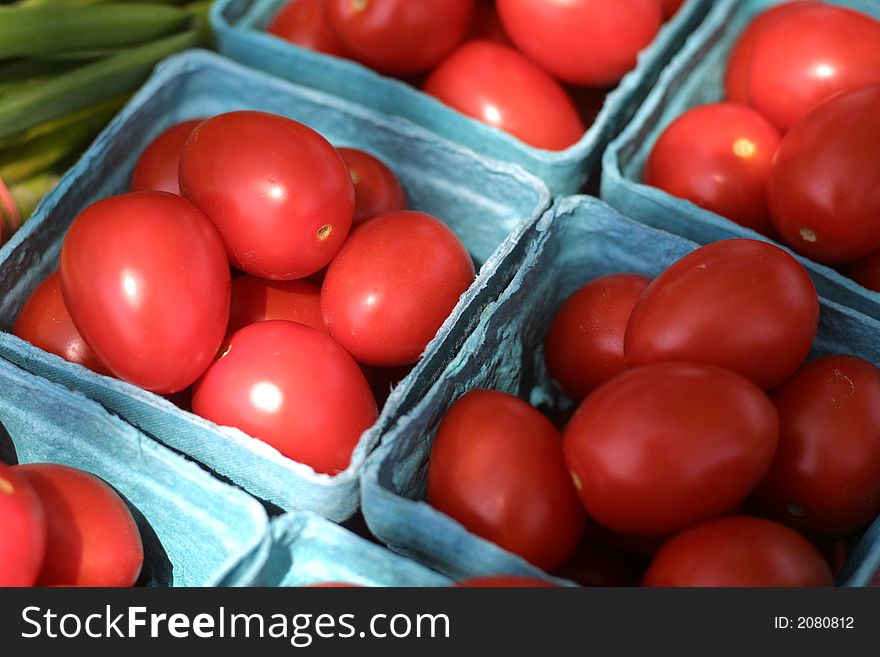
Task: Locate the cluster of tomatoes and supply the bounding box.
[646,1,880,290]
[14,109,476,475]
[267,0,682,150]
[0,461,143,587]
[427,238,880,586]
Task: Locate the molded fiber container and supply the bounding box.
[211,0,715,195]
[218,512,451,587]
[0,357,270,587]
[0,50,551,522]
[601,0,880,320]
[361,195,880,587]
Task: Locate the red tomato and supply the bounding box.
[192,321,378,475]
[228,275,325,335]
[740,5,880,132]
[643,516,833,587]
[60,192,230,394]
[644,103,782,236]
[625,239,819,390]
[15,463,143,587]
[563,363,779,537]
[130,119,202,195]
[842,248,880,292]
[13,271,111,376]
[427,390,585,572]
[321,210,475,367]
[0,463,46,587]
[725,1,818,105]
[337,147,406,226]
[497,0,662,87]
[324,0,474,75]
[662,0,683,19]
[455,576,559,587]
[179,111,354,280]
[267,0,350,58]
[768,84,880,265]
[754,355,880,537]
[424,41,584,151]
[543,273,651,402]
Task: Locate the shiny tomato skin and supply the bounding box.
[625,239,819,390]
[497,0,662,87]
[0,463,46,587]
[228,275,325,336]
[455,576,559,587]
[321,211,475,367]
[563,363,779,537]
[768,84,880,265]
[644,516,833,587]
[324,0,474,75]
[13,271,111,376]
[191,320,378,475]
[337,147,406,226]
[424,41,584,151]
[743,5,880,132]
[179,111,354,280]
[427,390,585,572]
[543,273,651,402]
[60,192,231,394]
[644,103,782,236]
[267,0,350,57]
[724,2,818,105]
[842,248,880,292]
[754,355,880,537]
[15,463,143,587]
[130,119,202,195]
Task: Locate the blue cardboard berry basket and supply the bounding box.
[0,357,270,587]
[217,512,451,587]
[0,50,551,522]
[210,0,715,195]
[361,195,880,587]
[601,0,880,320]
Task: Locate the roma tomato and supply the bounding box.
[321,211,475,367]
[13,271,111,376]
[427,390,585,572]
[424,41,584,150]
[60,192,230,394]
[842,248,880,292]
[455,576,559,587]
[130,119,202,195]
[768,84,880,265]
[228,275,325,335]
[337,147,406,226]
[662,0,683,19]
[740,4,880,132]
[191,321,378,475]
[625,239,819,389]
[644,516,833,587]
[543,273,651,402]
[563,363,779,537]
[644,103,782,236]
[754,355,880,537]
[267,0,350,58]
[0,463,46,587]
[179,111,354,280]
[725,1,818,105]
[324,0,474,75]
[15,463,143,587]
[497,0,662,87]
